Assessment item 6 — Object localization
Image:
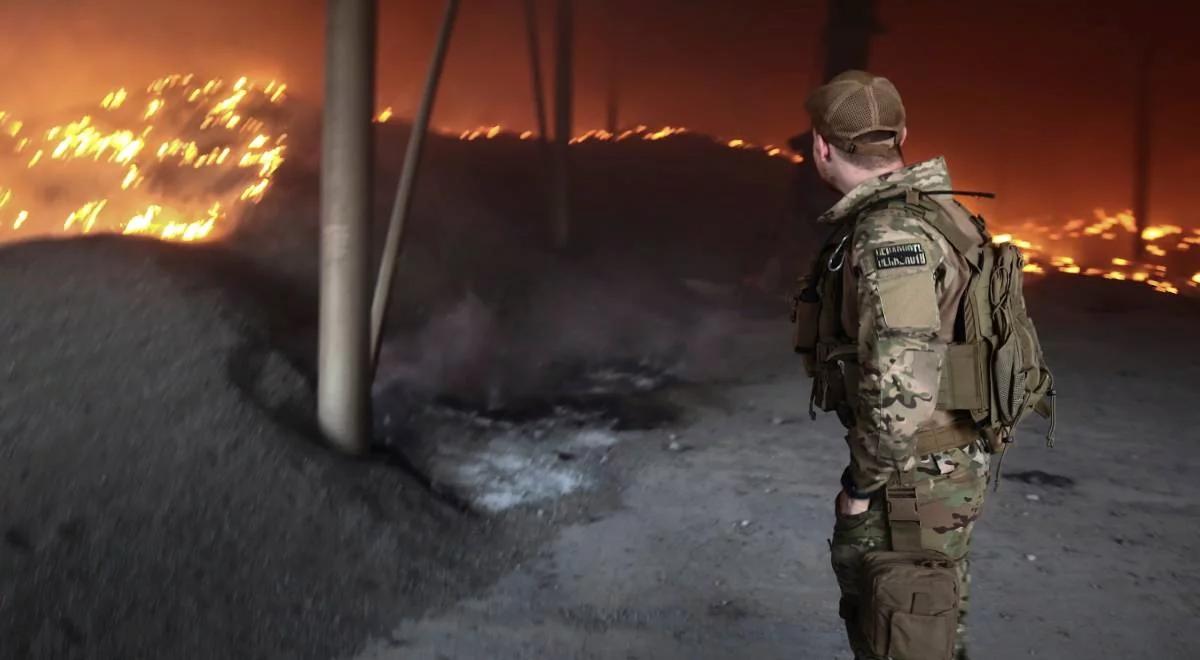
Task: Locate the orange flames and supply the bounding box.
[994,208,1198,295]
[0,74,288,243]
[3,80,1195,301]
[373,113,805,164]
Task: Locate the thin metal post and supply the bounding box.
[319,0,376,454]
[551,0,574,249]
[822,0,878,81]
[604,12,620,134]
[1131,44,1155,259]
[605,65,619,135]
[370,0,460,367]
[524,0,550,143]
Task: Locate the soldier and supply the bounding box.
[798,70,992,660]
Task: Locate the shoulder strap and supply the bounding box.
[921,189,996,200]
[906,190,987,267]
[854,186,988,264]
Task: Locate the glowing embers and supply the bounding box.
[994,212,1197,296]
[123,201,224,242]
[0,74,288,242]
[417,120,803,163]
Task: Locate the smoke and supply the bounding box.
[0,1,313,116]
[374,265,747,411]
[233,126,793,411]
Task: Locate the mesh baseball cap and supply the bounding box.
[805,70,906,156]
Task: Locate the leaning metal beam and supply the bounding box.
[370,0,460,368]
[550,0,574,249]
[524,0,550,145]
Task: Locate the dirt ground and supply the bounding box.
[4,135,1197,659]
[359,276,1200,660]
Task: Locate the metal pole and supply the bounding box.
[551,0,574,249]
[605,44,619,134]
[822,0,878,81]
[604,9,620,135]
[524,0,550,143]
[370,0,460,366]
[1131,43,1154,260]
[319,0,376,454]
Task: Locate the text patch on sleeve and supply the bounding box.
[873,243,927,270]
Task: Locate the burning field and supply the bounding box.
[2,73,1198,301]
[0,74,288,242]
[992,210,1200,296]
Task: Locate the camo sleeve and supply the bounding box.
[847,209,948,494]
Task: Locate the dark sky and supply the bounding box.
[0,0,1196,228]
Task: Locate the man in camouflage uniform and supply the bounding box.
[802,71,990,660]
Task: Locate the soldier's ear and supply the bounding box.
[898,127,908,147]
[813,130,832,162]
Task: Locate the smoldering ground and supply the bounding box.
[0,116,804,659]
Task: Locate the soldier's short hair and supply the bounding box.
[830,130,903,169]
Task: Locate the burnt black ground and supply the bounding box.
[0,237,518,660]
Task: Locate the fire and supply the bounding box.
[1141,224,1181,242]
[1,74,289,243]
[417,120,804,163]
[994,209,1199,296]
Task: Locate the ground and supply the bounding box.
[360,277,1200,660]
[3,135,1198,658]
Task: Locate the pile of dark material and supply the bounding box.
[0,237,503,659]
[234,125,810,311]
[233,127,805,411]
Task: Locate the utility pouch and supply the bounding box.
[811,342,858,414]
[812,360,846,413]
[860,551,959,660]
[791,277,820,375]
[858,487,960,660]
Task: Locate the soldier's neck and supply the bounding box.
[835,162,906,195]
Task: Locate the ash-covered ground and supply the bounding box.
[1,127,1197,659]
[360,276,1200,660]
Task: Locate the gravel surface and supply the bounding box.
[0,237,509,660]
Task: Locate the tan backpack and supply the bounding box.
[897,188,1057,453]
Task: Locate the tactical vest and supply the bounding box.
[793,187,1057,455]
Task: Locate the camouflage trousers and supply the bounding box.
[830,443,990,660]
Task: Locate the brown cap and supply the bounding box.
[805,70,906,156]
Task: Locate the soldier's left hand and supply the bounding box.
[835,489,870,517]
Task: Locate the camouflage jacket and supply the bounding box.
[818,157,973,494]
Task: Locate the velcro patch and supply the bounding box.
[873,243,927,270]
